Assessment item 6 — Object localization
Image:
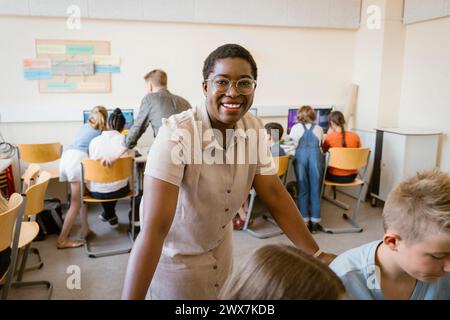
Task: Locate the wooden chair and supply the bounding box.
[17,143,62,182]
[243,155,290,238]
[320,147,371,234]
[0,193,23,299]
[20,163,41,194]
[18,145,65,235]
[1,173,53,299]
[18,164,44,272]
[80,157,136,258]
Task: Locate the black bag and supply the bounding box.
[35,199,64,241]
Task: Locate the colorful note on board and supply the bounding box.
[46,82,76,90]
[36,45,66,55]
[92,55,121,66]
[52,60,94,76]
[66,44,95,55]
[24,69,52,80]
[94,65,121,73]
[23,58,51,69]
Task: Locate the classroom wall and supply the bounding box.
[351,0,405,131]
[398,16,450,173]
[0,15,356,147]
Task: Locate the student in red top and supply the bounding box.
[322,111,361,183]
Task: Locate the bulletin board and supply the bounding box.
[35,39,112,93]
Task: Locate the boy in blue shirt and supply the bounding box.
[330,169,450,299]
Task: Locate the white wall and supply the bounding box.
[351,0,405,131]
[351,0,386,131]
[0,15,356,146]
[398,16,450,172]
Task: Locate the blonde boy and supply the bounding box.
[330,169,450,299]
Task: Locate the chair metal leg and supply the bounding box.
[7,280,53,299]
[84,199,134,258]
[323,194,350,210]
[23,248,44,272]
[16,244,32,281]
[322,185,364,234]
[244,189,284,239]
[243,189,256,231]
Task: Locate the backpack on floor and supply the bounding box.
[35,199,64,241]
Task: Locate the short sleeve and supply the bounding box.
[255,118,277,176]
[144,124,186,187]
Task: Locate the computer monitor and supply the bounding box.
[248,108,258,116]
[83,108,134,130]
[287,107,333,134]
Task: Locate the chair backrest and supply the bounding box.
[274,156,290,177]
[82,157,133,183]
[21,164,41,193]
[23,171,51,217]
[0,193,23,252]
[328,147,370,170]
[18,143,62,163]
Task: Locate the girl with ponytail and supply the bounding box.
[322,111,361,183]
[58,105,108,249]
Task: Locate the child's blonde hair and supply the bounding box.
[296,105,316,124]
[88,106,108,130]
[382,169,450,243]
[219,244,345,300]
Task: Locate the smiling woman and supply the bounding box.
[121,44,335,300]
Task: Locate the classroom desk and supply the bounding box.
[134,147,149,194]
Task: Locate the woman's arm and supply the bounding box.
[121,176,179,299]
[253,174,336,264]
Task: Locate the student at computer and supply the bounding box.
[322,111,361,183]
[289,105,324,233]
[330,169,450,300]
[58,106,107,249]
[88,108,133,228]
[265,122,286,157]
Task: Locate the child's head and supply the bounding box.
[328,111,346,130]
[108,108,126,132]
[264,122,284,143]
[296,105,316,124]
[382,169,450,282]
[219,244,346,300]
[88,106,108,131]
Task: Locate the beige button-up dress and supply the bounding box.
[143,103,276,299]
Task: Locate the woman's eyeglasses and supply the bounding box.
[206,76,257,95]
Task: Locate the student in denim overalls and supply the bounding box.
[290,106,324,233]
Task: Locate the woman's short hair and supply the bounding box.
[219,244,345,300]
[88,106,108,131]
[382,169,450,243]
[203,44,258,80]
[296,105,316,124]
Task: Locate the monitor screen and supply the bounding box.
[248,108,258,116]
[287,107,333,134]
[83,108,134,130]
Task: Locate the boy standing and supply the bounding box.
[330,169,450,299]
